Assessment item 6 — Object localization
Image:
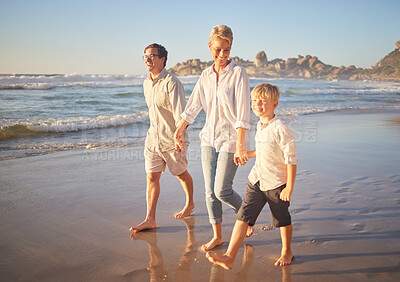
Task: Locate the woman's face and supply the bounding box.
[209,38,231,69]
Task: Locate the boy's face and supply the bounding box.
[252,96,278,122]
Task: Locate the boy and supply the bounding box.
[206,83,298,269]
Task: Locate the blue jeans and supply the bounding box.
[201,146,243,224]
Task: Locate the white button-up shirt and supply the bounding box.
[248,117,299,191]
[144,68,187,152]
[181,60,250,153]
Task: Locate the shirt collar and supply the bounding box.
[259,115,277,129]
[147,68,167,82]
[212,59,236,74]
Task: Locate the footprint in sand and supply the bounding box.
[333,197,347,204]
[357,208,378,215]
[336,187,351,193]
[340,180,353,187]
[353,176,369,181]
[301,170,314,176]
[291,207,311,214]
[262,224,275,231]
[348,223,365,232]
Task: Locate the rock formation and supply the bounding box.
[169,40,400,81]
[255,51,268,67]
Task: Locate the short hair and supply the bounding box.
[144,43,168,68]
[251,83,280,103]
[209,25,233,45]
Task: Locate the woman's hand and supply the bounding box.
[234,144,248,166]
[174,119,189,152]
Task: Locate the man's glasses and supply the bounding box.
[142,54,159,61]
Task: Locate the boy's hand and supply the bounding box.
[280,187,293,202]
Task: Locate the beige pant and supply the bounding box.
[144,145,188,176]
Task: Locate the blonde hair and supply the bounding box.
[209,25,233,45]
[251,83,280,103]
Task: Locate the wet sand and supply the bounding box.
[1,110,400,281]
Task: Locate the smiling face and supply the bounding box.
[144,47,165,77]
[252,97,278,123]
[208,38,231,70]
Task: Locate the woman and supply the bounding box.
[174,25,252,251]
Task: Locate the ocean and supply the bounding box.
[1,73,399,160]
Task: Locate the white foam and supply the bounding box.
[0,74,147,89]
[25,112,149,133]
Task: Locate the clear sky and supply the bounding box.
[0,0,399,75]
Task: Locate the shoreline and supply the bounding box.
[1,110,400,281]
[1,107,399,162]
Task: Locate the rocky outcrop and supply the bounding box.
[169,59,213,75]
[255,51,268,67]
[169,40,400,81]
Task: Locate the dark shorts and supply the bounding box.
[236,181,291,228]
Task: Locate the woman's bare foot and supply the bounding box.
[201,237,223,252]
[274,250,294,266]
[174,203,195,219]
[206,252,234,270]
[129,219,156,232]
[246,226,254,237]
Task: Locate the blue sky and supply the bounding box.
[0,0,399,75]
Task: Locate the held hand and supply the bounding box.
[234,146,249,166]
[174,128,185,152]
[174,120,187,152]
[279,187,293,202]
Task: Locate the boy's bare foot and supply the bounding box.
[201,238,223,252]
[129,219,156,232]
[246,226,254,237]
[274,250,294,266]
[206,252,234,270]
[174,203,195,219]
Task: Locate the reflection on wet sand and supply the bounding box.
[127,216,197,281]
[175,217,197,281]
[234,244,254,282]
[126,216,292,281]
[128,229,169,281]
[282,265,292,282]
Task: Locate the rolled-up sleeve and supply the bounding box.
[168,79,186,126]
[234,69,250,130]
[278,126,299,165]
[181,76,203,124]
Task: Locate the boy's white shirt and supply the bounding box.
[248,116,298,191]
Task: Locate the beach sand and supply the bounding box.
[1,110,400,281]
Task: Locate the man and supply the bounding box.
[129,43,194,232]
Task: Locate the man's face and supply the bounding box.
[144,48,165,75]
[208,38,231,69]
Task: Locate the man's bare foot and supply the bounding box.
[206,252,234,270]
[274,251,294,266]
[174,203,195,219]
[129,219,156,232]
[201,237,223,252]
[246,226,254,237]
